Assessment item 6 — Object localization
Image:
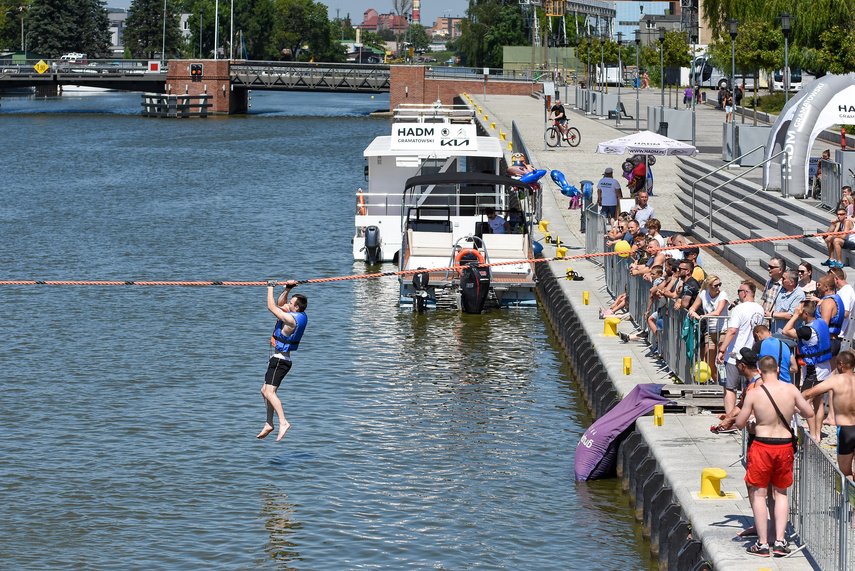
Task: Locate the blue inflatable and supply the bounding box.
[550,169,580,197]
[519,169,547,184]
[532,240,544,255]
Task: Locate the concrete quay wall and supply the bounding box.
[465,92,815,570]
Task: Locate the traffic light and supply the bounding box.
[191,63,203,82]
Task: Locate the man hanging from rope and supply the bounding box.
[257,280,308,441]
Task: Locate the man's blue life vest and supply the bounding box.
[799,318,832,366]
[271,311,308,353]
[816,294,845,336]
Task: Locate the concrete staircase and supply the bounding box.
[672,158,847,283]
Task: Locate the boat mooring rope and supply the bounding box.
[0,229,848,287]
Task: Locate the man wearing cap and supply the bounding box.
[713,347,761,433]
[597,167,623,222]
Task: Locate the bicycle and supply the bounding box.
[545,120,581,148]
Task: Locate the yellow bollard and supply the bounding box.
[624,357,632,375]
[604,317,620,337]
[538,220,550,233]
[500,131,507,140]
[491,122,496,130]
[508,141,513,150]
[583,291,589,305]
[556,246,568,258]
[653,404,664,425]
[699,467,728,498]
[484,114,488,121]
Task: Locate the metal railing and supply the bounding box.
[820,159,842,210]
[790,426,855,570]
[511,120,542,221]
[584,204,606,265]
[690,144,765,224]
[708,149,789,237]
[230,61,390,92]
[427,66,552,82]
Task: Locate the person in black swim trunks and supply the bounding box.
[802,351,855,479]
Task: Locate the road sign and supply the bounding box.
[34,60,48,74]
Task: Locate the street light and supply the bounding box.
[779,12,792,106]
[230,0,234,60]
[634,30,640,132]
[616,32,623,126]
[728,19,739,160]
[659,27,665,135]
[691,29,698,146]
[161,0,167,64]
[214,0,220,60]
[200,9,203,58]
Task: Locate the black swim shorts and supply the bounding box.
[264,357,293,387]
[839,426,855,456]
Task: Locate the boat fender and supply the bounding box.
[532,240,544,255]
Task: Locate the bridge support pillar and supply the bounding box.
[36,84,58,97]
[166,60,245,115]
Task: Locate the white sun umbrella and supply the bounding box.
[596,130,697,156]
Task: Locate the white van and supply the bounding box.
[772,68,813,92]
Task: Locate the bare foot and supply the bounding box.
[256,424,274,439]
[276,420,291,441]
[824,417,837,426]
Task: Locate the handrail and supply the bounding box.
[708,149,788,238]
[691,144,764,224]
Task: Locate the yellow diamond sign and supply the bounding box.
[35,60,49,74]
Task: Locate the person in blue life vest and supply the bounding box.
[257,280,308,441]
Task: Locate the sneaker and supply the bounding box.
[835,260,846,268]
[710,424,738,434]
[747,541,770,557]
[822,258,833,266]
[772,540,790,557]
[619,332,630,343]
[637,330,648,338]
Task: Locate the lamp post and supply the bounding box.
[600,38,605,93]
[659,27,665,135]
[214,0,219,60]
[161,0,167,63]
[616,31,623,126]
[728,19,739,160]
[779,12,792,106]
[634,30,640,132]
[691,30,697,146]
[230,0,234,60]
[200,9,203,58]
[574,36,580,108]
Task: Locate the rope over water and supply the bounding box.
[0,230,847,287]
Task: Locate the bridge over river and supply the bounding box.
[0,59,544,114]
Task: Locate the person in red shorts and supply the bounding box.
[736,355,814,557]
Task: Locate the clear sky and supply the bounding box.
[105,1,469,27]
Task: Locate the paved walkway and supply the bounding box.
[468,89,822,570]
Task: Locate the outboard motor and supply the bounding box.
[459,263,491,314]
[411,269,430,313]
[363,226,381,265]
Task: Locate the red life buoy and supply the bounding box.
[454,248,485,273]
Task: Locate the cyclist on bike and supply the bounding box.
[549,99,568,142]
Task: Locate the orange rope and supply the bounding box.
[0,229,849,287]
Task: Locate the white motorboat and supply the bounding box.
[353,103,505,265]
[398,172,537,312]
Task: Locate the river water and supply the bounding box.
[0,90,654,570]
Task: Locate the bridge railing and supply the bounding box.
[426,67,551,82]
[0,59,162,75]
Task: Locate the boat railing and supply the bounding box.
[392,103,475,123]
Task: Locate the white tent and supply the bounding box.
[596,131,697,157]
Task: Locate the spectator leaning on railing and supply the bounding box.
[688,275,729,384]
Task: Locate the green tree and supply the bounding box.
[272,0,343,61]
[123,0,183,58]
[805,26,855,75]
[25,0,109,57]
[0,0,27,52]
[332,15,356,41]
[406,22,430,52]
[455,0,528,68]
